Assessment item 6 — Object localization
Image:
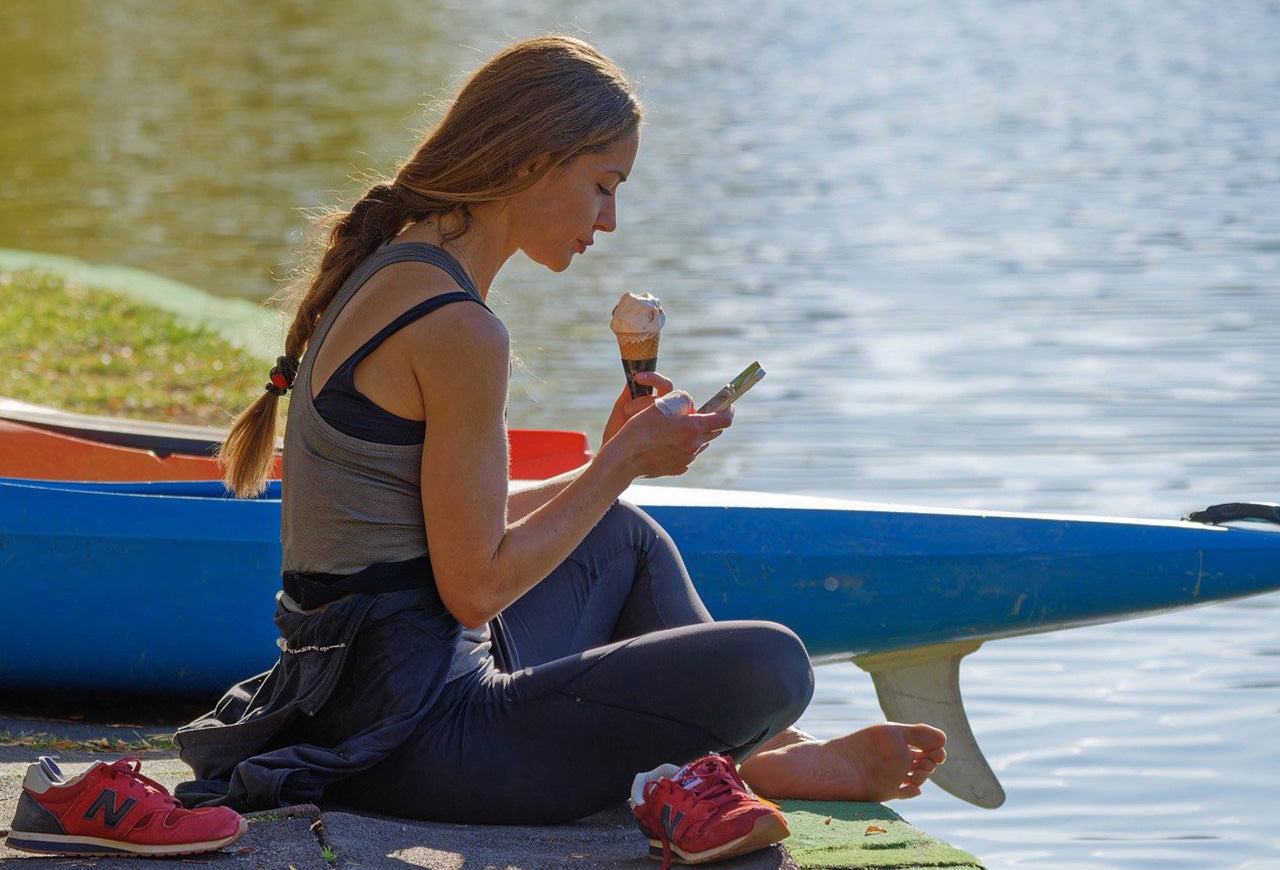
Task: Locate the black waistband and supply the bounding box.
[283,555,433,611]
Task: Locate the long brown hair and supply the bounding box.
[220,35,643,497]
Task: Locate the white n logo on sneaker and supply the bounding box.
[85,789,137,828]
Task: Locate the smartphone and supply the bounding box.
[698,362,765,413]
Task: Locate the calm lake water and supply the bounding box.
[3,1,1279,866]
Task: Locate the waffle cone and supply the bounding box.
[615,332,660,361]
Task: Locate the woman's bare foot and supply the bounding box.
[738,723,947,802]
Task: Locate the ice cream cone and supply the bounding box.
[610,292,665,399]
[616,332,661,398]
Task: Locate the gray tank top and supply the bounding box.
[280,242,494,682]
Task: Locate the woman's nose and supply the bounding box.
[595,197,618,233]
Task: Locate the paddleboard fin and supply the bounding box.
[853,641,1005,809]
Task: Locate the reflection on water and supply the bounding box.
[0,1,481,298]
[800,592,1280,869]
[3,1,1279,866]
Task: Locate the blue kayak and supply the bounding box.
[6,474,1278,808]
[3,476,1277,693]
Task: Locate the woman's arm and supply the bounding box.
[415,305,731,629]
[506,371,671,521]
[507,470,582,522]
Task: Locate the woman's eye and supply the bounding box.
[598,184,615,197]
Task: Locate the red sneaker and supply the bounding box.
[5,756,247,857]
[630,753,789,867]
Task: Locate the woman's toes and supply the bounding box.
[905,723,947,751]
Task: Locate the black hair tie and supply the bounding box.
[265,355,300,396]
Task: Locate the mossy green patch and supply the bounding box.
[0,729,175,754]
[0,267,267,427]
[781,801,985,869]
[0,248,282,360]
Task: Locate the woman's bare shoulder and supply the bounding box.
[397,290,506,351]
[395,293,509,412]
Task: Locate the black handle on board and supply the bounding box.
[1183,502,1280,525]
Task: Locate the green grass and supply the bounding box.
[0,267,267,427]
[0,729,175,754]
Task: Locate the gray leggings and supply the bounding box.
[324,501,814,824]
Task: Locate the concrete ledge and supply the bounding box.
[320,806,794,870]
[0,713,984,870]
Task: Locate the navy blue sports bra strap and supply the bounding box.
[335,292,483,378]
[324,242,488,384]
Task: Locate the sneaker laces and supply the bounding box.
[643,756,754,870]
[101,758,181,811]
[679,757,752,832]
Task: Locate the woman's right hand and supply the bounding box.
[600,394,735,480]
[601,370,673,447]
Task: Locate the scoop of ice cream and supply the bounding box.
[610,292,666,336]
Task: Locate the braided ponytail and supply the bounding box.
[220,34,643,498]
[219,183,416,497]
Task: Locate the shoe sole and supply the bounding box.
[5,817,248,858]
[648,812,790,865]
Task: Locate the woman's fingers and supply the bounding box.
[622,394,657,416]
[633,370,674,396]
[615,391,737,479]
[705,405,735,429]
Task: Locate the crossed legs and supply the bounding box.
[328,501,942,822]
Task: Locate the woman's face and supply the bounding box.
[512,131,640,273]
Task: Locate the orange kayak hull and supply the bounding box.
[0,419,590,482]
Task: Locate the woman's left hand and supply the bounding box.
[602,371,673,446]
